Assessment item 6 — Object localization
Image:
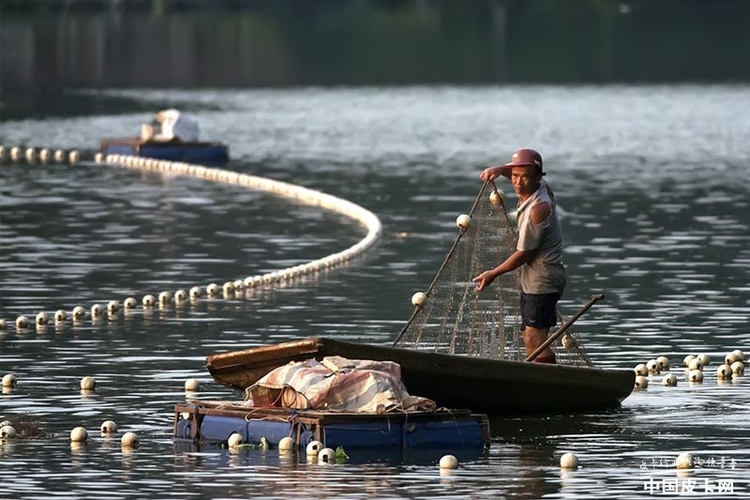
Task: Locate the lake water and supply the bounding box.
[1,84,749,498]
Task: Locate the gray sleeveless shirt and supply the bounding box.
[515,181,566,295]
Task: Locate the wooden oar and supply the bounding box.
[524,293,605,362]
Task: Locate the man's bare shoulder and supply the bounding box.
[530,201,551,224]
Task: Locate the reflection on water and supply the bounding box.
[1,85,749,497]
[3,0,750,97]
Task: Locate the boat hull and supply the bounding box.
[173,402,490,463]
[206,337,635,415]
[101,137,229,165]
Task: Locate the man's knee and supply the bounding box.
[523,326,550,348]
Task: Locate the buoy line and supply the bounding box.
[0,147,383,330]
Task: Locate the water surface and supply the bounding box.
[1,84,749,498]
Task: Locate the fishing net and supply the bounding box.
[393,181,592,367]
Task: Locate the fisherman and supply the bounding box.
[472,148,566,364]
[141,109,200,143]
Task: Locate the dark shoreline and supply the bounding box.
[0,0,267,13]
[2,0,749,91]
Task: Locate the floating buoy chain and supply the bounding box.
[0,151,382,329]
[0,145,94,165]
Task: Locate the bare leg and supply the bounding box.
[523,325,555,363]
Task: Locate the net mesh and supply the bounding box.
[393,181,592,367]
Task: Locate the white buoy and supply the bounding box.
[561,334,577,349]
[80,376,96,391]
[25,147,37,163]
[222,281,235,294]
[189,286,202,299]
[455,213,471,230]
[94,152,104,163]
[70,426,88,442]
[687,358,703,371]
[2,373,17,387]
[560,452,579,469]
[440,454,459,470]
[184,378,200,391]
[121,431,139,449]
[53,149,65,163]
[662,373,678,386]
[0,425,17,439]
[107,300,120,313]
[696,354,710,367]
[54,309,67,322]
[68,150,80,165]
[683,354,695,367]
[656,356,670,370]
[633,364,648,376]
[634,375,648,390]
[123,297,137,309]
[101,420,118,434]
[716,364,732,380]
[0,145,5,161]
[233,279,244,290]
[676,452,694,469]
[174,289,188,302]
[35,311,49,325]
[206,283,218,296]
[731,349,745,362]
[688,369,703,383]
[39,148,51,163]
[725,352,739,365]
[90,304,102,318]
[228,432,244,449]
[10,146,21,162]
[646,359,660,374]
[730,361,745,376]
[306,440,323,457]
[278,436,295,452]
[489,190,505,206]
[158,291,172,305]
[72,306,86,320]
[15,315,30,329]
[0,319,6,329]
[318,447,336,464]
[142,295,156,307]
[411,292,427,308]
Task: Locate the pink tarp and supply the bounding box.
[244,356,436,413]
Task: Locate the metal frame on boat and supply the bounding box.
[206,337,635,415]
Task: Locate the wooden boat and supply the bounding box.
[100,137,229,165]
[206,337,635,415]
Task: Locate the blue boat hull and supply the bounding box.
[174,402,489,463]
[101,137,229,165]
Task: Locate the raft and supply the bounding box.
[100,137,229,165]
[173,401,490,461]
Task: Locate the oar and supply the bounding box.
[524,293,605,362]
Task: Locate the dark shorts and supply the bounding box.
[520,292,561,329]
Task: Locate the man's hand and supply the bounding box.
[473,269,499,292]
[479,166,503,182]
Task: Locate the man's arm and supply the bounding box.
[473,249,536,292]
[530,201,551,224]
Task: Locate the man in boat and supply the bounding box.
[472,148,566,364]
[140,109,200,143]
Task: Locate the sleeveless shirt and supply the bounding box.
[515,181,566,295]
